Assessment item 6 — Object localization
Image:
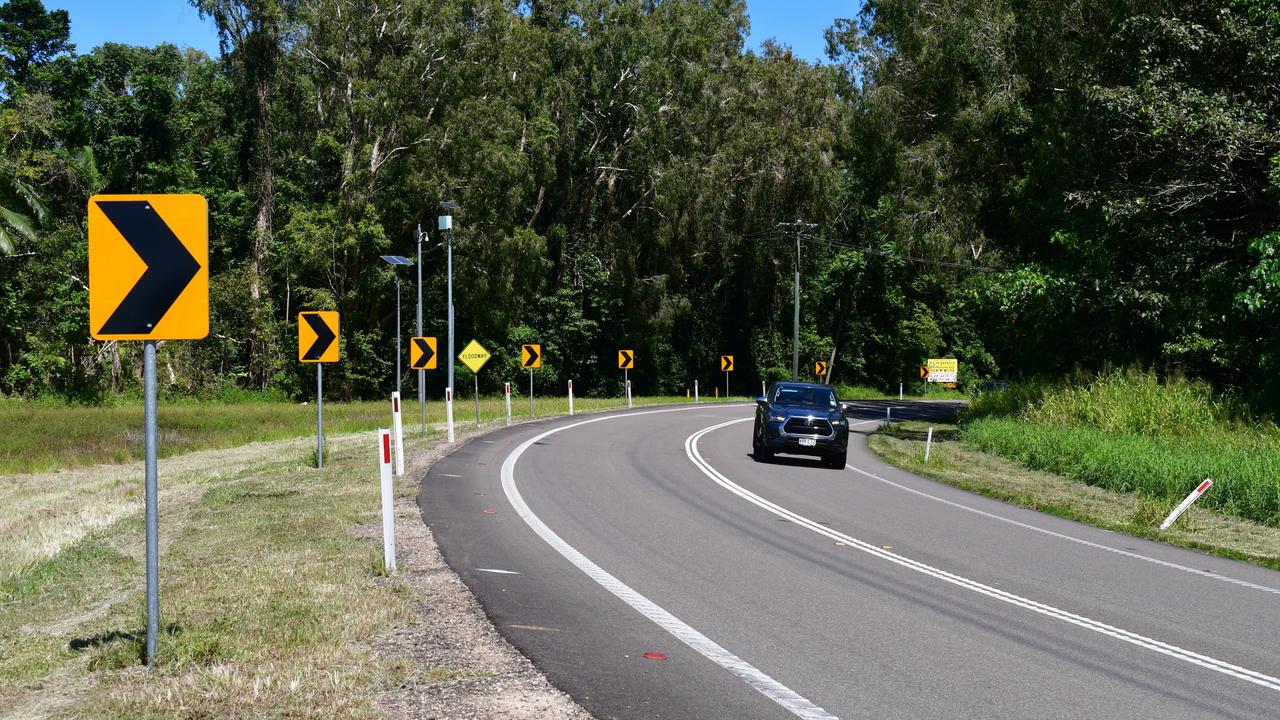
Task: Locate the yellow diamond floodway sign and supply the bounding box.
[459,339,491,373]
[89,194,208,340]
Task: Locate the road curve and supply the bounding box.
[418,401,1280,719]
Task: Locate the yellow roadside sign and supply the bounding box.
[814,361,828,377]
[89,194,208,340]
[521,343,542,369]
[926,358,958,383]
[618,350,635,369]
[721,355,734,372]
[460,339,492,373]
[410,336,437,370]
[298,312,340,362]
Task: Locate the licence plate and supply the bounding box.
[798,438,817,447]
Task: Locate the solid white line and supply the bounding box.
[476,568,521,575]
[843,464,1280,595]
[440,473,463,478]
[687,418,1280,694]
[501,405,837,720]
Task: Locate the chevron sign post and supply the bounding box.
[88,194,209,668]
[299,311,340,469]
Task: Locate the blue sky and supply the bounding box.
[50,0,854,64]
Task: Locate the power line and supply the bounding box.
[798,233,1001,273]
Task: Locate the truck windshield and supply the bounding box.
[772,387,836,408]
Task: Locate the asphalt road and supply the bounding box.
[418,401,1280,719]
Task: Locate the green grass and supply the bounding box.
[959,369,1280,527]
[0,394,722,475]
[871,421,1280,570]
[962,419,1280,526]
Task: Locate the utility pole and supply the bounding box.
[777,220,816,382]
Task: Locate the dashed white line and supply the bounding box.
[687,417,1280,694]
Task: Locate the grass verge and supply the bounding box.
[870,421,1280,571]
[0,396,724,718]
[0,394,730,475]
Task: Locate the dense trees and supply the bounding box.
[0,0,1276,404]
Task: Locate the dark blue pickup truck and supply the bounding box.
[752,381,851,468]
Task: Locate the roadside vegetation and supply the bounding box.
[0,428,421,719]
[870,369,1280,568]
[1,394,674,718]
[962,370,1280,527]
[0,394,713,475]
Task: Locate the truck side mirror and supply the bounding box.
[755,396,769,406]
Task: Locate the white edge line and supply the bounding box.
[501,405,838,720]
[476,568,521,575]
[688,417,1280,694]
[843,464,1280,595]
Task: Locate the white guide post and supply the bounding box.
[446,387,455,443]
[569,380,575,416]
[626,379,633,408]
[391,391,405,476]
[924,426,934,463]
[694,379,699,404]
[378,428,396,573]
[504,382,512,426]
[1160,479,1214,530]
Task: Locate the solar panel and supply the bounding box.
[380,255,414,265]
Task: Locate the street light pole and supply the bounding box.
[416,224,425,432]
[381,255,415,397]
[439,202,457,400]
[395,274,402,395]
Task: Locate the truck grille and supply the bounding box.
[784,418,831,436]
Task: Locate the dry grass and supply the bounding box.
[0,396,706,719]
[870,421,1280,570]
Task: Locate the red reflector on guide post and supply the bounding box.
[1197,480,1212,493]
[643,652,667,660]
[394,397,399,412]
[382,432,391,464]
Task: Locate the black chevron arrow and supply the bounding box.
[301,313,336,360]
[523,344,540,367]
[412,337,435,368]
[96,200,201,335]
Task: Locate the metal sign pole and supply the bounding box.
[474,374,480,425]
[316,364,324,468]
[417,224,425,433]
[529,369,535,418]
[143,340,160,666]
[725,371,729,401]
